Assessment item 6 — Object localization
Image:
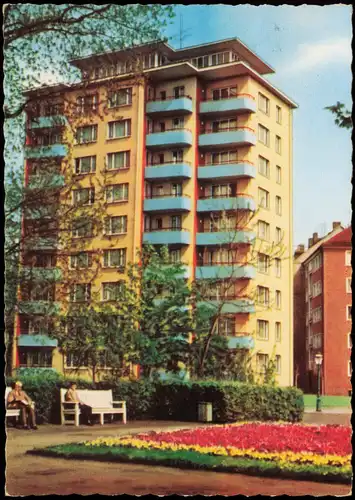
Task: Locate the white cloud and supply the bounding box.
[279,37,352,76]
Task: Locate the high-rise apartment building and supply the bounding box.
[14,38,296,385]
[294,224,352,395]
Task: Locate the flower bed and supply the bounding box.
[29,423,352,483]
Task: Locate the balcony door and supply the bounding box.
[212,184,232,198]
[171,215,181,230]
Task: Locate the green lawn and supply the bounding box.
[303,395,351,408]
[28,444,351,484]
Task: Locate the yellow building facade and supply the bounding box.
[14,39,296,385]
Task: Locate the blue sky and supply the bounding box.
[164,5,352,247]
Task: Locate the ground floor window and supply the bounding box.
[18,349,53,367]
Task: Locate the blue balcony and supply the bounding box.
[199,129,256,148]
[25,144,68,159]
[195,265,255,280]
[198,162,256,181]
[200,96,256,115]
[146,97,193,115]
[146,129,193,148]
[17,334,58,348]
[197,195,255,212]
[196,231,255,246]
[29,115,67,129]
[227,335,255,350]
[24,237,58,250]
[145,162,192,180]
[198,298,255,315]
[20,267,62,282]
[144,196,191,213]
[18,301,61,316]
[27,174,65,190]
[143,230,190,245]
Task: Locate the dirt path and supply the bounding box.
[6,421,351,496]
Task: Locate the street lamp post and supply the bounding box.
[315,353,323,412]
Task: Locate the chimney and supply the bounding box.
[313,232,319,244]
[332,221,341,230]
[308,237,313,249]
[294,244,305,258]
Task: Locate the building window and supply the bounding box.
[108,119,131,139]
[275,258,282,278]
[212,87,237,100]
[76,125,97,144]
[258,220,270,240]
[276,165,282,184]
[258,188,270,209]
[216,316,235,336]
[258,124,270,146]
[258,93,270,115]
[345,250,351,266]
[70,252,92,269]
[76,94,97,114]
[257,320,269,340]
[72,218,93,238]
[103,249,126,268]
[105,184,129,203]
[348,361,352,377]
[29,284,55,301]
[275,322,281,342]
[275,355,281,374]
[276,105,282,124]
[348,333,352,349]
[312,306,322,323]
[108,88,132,108]
[65,352,88,368]
[73,188,95,206]
[104,215,127,235]
[256,353,269,373]
[257,286,270,306]
[311,253,322,271]
[276,196,282,215]
[312,281,322,297]
[173,86,185,98]
[74,155,96,175]
[258,155,270,178]
[258,253,270,274]
[347,305,352,321]
[70,284,91,302]
[19,349,53,368]
[275,135,282,154]
[276,227,282,243]
[102,282,124,301]
[169,249,181,263]
[346,277,352,294]
[275,290,282,309]
[107,151,130,170]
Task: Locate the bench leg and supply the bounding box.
[100,414,104,425]
[123,412,127,424]
[75,412,79,427]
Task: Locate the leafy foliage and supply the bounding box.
[325,102,352,130]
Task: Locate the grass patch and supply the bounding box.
[303,395,351,409]
[28,443,351,484]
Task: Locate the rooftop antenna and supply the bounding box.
[178,13,192,49]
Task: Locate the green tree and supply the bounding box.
[324,101,352,130]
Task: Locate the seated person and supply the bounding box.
[65,382,94,425]
[7,381,38,430]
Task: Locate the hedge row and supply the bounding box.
[6,372,304,424]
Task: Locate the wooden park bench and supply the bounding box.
[5,387,36,425]
[60,388,127,426]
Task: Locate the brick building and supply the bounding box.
[294,224,352,395]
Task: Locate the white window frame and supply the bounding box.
[70,252,91,269]
[71,283,91,302]
[76,125,97,145]
[258,188,270,209]
[256,353,269,373]
[348,360,352,377]
[275,290,282,309]
[258,93,270,115]
[257,320,269,340]
[106,151,130,171]
[275,322,281,342]
[72,218,92,238]
[76,94,97,114]
[107,119,131,139]
[73,188,95,206]
[108,88,132,108]
[258,124,270,146]
[347,305,352,321]
[275,355,281,374]
[276,165,282,184]
[102,282,124,301]
[103,249,126,268]
[348,333,352,349]
[345,251,351,266]
[276,227,282,243]
[346,277,352,294]
[74,156,96,175]
[258,253,270,274]
[105,184,129,203]
[104,216,128,236]
[275,258,282,278]
[258,220,270,241]
[257,286,270,306]
[275,135,282,154]
[276,105,282,124]
[258,156,270,178]
[276,196,282,215]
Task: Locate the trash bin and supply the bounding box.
[198,402,213,422]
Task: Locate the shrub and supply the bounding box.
[153,381,304,423]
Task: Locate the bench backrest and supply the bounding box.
[60,388,113,408]
[5,387,12,406]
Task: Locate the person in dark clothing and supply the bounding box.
[64,382,94,425]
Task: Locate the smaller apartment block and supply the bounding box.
[294,224,352,396]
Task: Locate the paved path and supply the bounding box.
[5,420,351,496]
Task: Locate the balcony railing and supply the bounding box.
[147,160,191,167]
[197,260,247,266]
[147,94,192,102]
[200,126,255,135]
[200,159,254,166]
[144,226,185,232]
[148,127,192,134]
[202,93,255,102]
[146,192,190,199]
[199,192,253,200]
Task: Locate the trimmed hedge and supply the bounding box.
[5,375,304,424]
